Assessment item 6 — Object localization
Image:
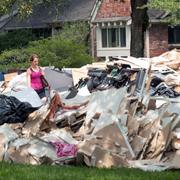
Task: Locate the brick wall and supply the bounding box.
[149,24,169,57]
[96,0,131,19]
[94,0,169,58]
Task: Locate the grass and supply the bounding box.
[0,162,179,180]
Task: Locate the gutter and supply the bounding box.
[149,19,169,24]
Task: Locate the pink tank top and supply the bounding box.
[30,68,43,90]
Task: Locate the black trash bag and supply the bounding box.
[87,77,102,92]
[88,69,107,79]
[65,78,89,99]
[0,95,38,125]
[87,78,94,92]
[65,87,78,99]
[96,77,113,90]
[151,76,164,88]
[151,82,180,98]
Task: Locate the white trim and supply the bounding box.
[98,47,130,50]
[102,22,105,27]
[90,0,102,22]
[100,26,128,48]
[96,24,131,57]
[168,43,180,46]
[126,19,132,26]
[97,48,130,57]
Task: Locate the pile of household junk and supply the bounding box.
[0,49,179,171]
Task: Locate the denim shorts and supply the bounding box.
[35,88,46,99]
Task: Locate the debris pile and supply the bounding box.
[0,49,180,171]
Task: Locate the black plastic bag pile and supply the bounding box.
[0,95,38,125]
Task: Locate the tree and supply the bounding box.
[148,0,180,25]
[0,0,62,17]
[130,0,180,58]
[130,0,149,58]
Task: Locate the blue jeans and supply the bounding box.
[35,88,46,99]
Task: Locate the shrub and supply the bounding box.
[0,23,92,71]
[0,29,38,53]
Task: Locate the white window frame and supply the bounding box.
[101,26,127,48]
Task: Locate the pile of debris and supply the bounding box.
[0,49,179,171]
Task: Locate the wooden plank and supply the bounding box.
[4,72,18,82]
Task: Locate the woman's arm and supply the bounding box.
[41,70,45,76]
[26,69,31,88]
[39,67,45,76]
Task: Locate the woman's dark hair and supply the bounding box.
[30,54,38,62]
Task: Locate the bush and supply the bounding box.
[58,21,90,44]
[0,29,38,53]
[0,23,92,71]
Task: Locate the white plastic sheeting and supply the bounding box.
[6,88,42,108]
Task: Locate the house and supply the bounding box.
[0,0,98,37]
[0,10,18,33]
[1,0,179,58]
[91,0,180,59]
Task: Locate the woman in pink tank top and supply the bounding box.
[27,54,46,98]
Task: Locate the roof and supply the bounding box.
[2,0,97,30]
[49,0,97,23]
[0,10,18,31]
[148,9,169,23]
[93,5,169,23]
[1,1,169,30]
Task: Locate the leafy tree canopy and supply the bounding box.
[0,0,62,16]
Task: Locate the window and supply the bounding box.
[168,26,180,44]
[101,27,126,48]
[32,28,51,39]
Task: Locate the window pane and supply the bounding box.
[174,26,180,43]
[120,27,126,47]
[102,29,107,47]
[168,27,175,44]
[168,26,180,44]
[101,27,126,48]
[115,28,120,47]
[108,29,112,47]
[108,28,119,47]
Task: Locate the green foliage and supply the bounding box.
[0,23,92,71]
[58,22,90,44]
[148,0,180,25]
[0,0,62,17]
[58,22,91,54]
[0,29,38,53]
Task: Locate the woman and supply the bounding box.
[27,54,46,99]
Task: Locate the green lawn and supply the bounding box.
[0,162,179,180]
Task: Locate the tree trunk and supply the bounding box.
[130,0,149,58]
